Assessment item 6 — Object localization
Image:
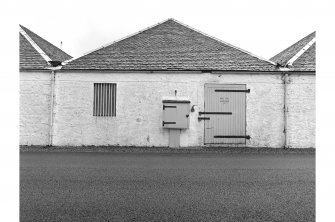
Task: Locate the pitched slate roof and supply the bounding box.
[20,33,49,69]
[63,19,276,71]
[19,25,72,70]
[270,32,315,71]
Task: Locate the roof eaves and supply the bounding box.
[169,18,277,66]
[60,68,280,72]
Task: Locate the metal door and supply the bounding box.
[204,84,246,144]
[162,101,190,129]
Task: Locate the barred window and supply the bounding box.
[93,83,116,116]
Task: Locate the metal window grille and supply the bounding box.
[93,83,116,116]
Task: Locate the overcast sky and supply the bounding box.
[18,0,321,60]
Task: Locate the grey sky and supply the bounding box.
[19,0,319,60]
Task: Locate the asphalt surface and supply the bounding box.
[20,152,315,222]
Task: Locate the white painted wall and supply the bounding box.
[286,73,315,148]
[20,71,51,145]
[19,71,315,148]
[52,72,286,148]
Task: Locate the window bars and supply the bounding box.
[93,83,116,117]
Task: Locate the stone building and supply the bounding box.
[19,19,315,148]
[19,25,72,145]
[270,31,316,148]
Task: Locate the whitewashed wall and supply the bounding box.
[52,72,286,148]
[19,71,315,148]
[286,73,315,148]
[20,71,51,145]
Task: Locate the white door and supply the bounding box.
[204,84,247,144]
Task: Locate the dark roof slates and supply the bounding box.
[19,25,72,70]
[63,19,277,71]
[291,43,315,71]
[20,25,72,62]
[19,33,49,70]
[270,31,315,71]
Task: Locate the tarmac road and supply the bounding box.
[20,151,315,222]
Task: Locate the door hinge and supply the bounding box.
[214,135,251,139]
[199,112,232,115]
[215,89,250,93]
[162,121,176,126]
[198,117,210,121]
[163,105,177,110]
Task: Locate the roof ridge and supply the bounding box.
[287,37,316,67]
[169,18,276,66]
[19,25,51,65]
[63,18,173,65]
[65,18,276,66]
[63,19,278,71]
